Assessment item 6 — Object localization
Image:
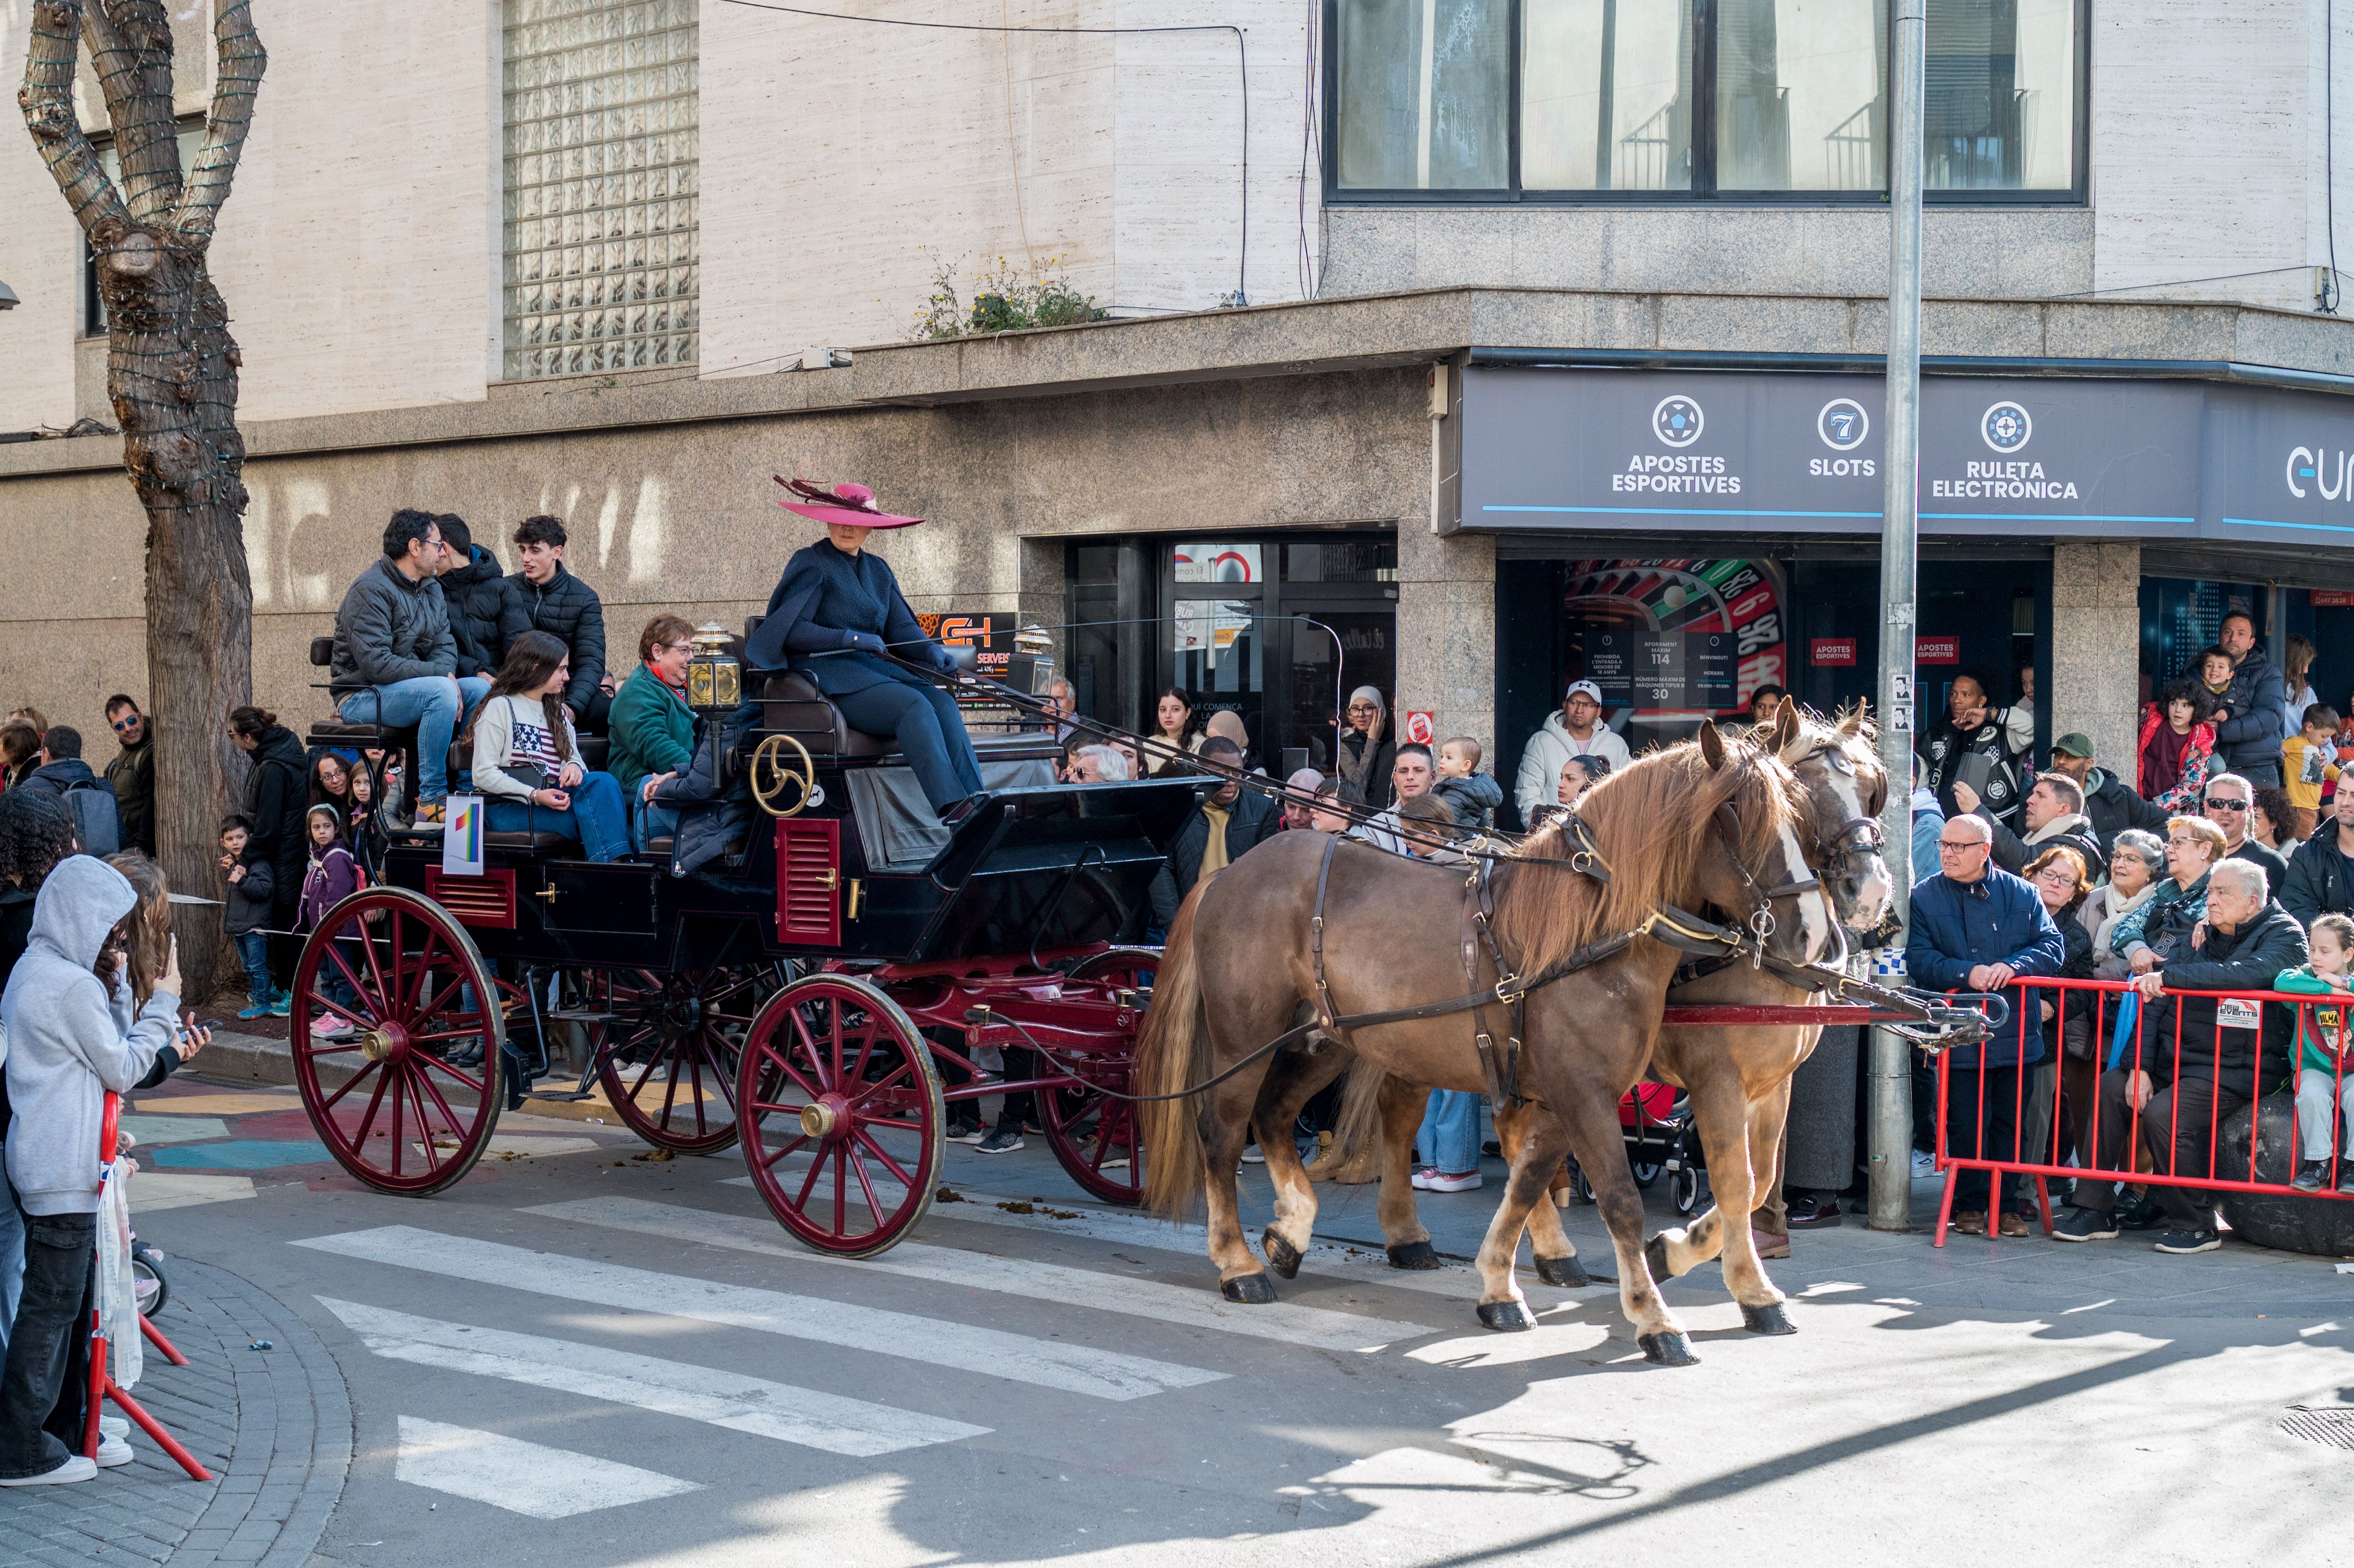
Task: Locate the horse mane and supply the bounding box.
[1493,733,1797,973]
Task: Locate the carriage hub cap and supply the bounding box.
[800,1097,847,1139]
[359,1027,400,1062]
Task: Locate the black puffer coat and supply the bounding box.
[508,563,608,715]
[442,545,530,677]
[240,724,310,929]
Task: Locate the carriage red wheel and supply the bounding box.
[290,887,504,1196]
[737,975,941,1257]
[590,966,775,1154]
[1037,948,1157,1205]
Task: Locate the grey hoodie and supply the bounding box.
[2,856,178,1216]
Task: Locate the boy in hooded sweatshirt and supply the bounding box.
[0,856,200,1484]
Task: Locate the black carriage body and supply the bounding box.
[381,748,1196,973]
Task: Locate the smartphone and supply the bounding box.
[1946,751,1995,817]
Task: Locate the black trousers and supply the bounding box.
[1944,1063,2032,1214]
[2070,1070,2248,1227]
[0,1211,94,1478]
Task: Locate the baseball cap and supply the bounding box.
[2050,732,2095,759]
[1564,680,1604,704]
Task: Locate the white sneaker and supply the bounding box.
[1409,1166,1439,1191]
[1912,1150,1938,1179]
[1423,1170,1483,1193]
[0,1454,97,1485]
[95,1437,134,1468]
[1239,1144,1264,1164]
[100,1416,127,1441]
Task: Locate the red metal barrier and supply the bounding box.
[1931,973,2354,1246]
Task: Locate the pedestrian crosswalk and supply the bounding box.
[298,1174,1595,1521]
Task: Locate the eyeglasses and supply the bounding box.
[659,642,695,656]
[109,716,138,732]
[2203,797,2248,811]
[1936,840,1983,852]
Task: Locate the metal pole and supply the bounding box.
[1869,0,1927,1233]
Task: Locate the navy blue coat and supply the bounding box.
[745,540,937,695]
[1905,868,2069,1067]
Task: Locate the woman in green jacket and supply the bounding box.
[608,614,699,850]
[2276,911,2354,1192]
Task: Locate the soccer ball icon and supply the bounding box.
[1653,396,1704,448]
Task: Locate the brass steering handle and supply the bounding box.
[750,733,818,818]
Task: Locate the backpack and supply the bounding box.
[61,777,122,857]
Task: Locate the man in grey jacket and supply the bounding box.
[0,857,203,1484]
[330,511,492,820]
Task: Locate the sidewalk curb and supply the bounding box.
[187,1027,618,1123]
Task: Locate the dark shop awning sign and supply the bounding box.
[1454,365,2354,547]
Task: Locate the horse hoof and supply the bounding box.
[1638,1330,1700,1366]
[1386,1240,1442,1271]
[1741,1301,1797,1336]
[1643,1233,1682,1282]
[1533,1253,1591,1288]
[1221,1272,1277,1304]
[1476,1299,1536,1332]
[1261,1230,1303,1279]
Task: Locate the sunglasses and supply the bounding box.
[110,716,139,732]
[2203,798,2248,811]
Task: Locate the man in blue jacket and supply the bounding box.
[1906,812,2068,1236]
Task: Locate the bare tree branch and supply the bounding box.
[174,0,264,242]
[84,0,182,224]
[16,0,129,236]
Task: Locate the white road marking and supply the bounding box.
[294,1225,1223,1401]
[322,1298,988,1457]
[393,1415,699,1518]
[720,1173,1577,1303]
[528,1197,1434,1353]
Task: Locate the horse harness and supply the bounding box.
[1305,803,1824,1108]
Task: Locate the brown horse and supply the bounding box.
[1136,722,1825,1363]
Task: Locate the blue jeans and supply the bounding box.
[234,930,274,1004]
[484,771,629,862]
[634,795,680,854]
[338,675,492,803]
[1417,1090,1483,1175]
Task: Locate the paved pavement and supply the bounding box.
[24,1070,2354,1567]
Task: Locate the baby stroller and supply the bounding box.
[1564,1082,1711,1216]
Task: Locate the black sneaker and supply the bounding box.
[2051,1206,2119,1242]
[2116,1196,2168,1231]
[944,1115,984,1143]
[2295,1160,2328,1193]
[975,1126,1025,1154]
[2339,1168,2354,1195]
[2154,1226,2221,1255]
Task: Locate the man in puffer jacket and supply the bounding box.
[507,514,610,729]
[2212,610,2287,787]
[433,516,528,678]
[0,857,199,1484]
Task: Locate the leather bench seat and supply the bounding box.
[309,720,405,746]
[758,671,895,759]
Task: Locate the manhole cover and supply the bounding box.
[2281,1406,2354,1449]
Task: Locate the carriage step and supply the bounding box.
[528,1088,597,1103]
[544,1010,623,1023]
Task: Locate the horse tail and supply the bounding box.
[1137,881,1212,1221]
[1330,1057,1389,1170]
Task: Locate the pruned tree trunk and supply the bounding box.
[19,0,263,1001]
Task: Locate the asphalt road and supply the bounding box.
[118,1078,2354,1568]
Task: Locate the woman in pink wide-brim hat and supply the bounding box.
[743,477,983,817]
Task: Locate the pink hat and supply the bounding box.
[774,475,923,529]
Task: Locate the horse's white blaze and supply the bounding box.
[1777,818,1833,960]
[1826,759,1895,921]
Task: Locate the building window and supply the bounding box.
[1327,0,2082,202]
[501,0,699,381]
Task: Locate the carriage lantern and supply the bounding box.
[1010,622,1055,696]
[684,622,741,713]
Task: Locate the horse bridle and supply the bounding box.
[1707,799,1822,959]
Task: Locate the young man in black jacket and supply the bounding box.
[434,516,529,678]
[508,514,610,730]
[2055,858,2307,1253]
[2285,785,2354,925]
[2044,731,2169,856]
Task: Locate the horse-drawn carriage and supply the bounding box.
[288,631,1188,1257]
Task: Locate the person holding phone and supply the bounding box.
[1920,672,2027,828]
[468,631,631,863]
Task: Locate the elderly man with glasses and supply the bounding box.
[1904,812,2067,1236]
[2198,771,2290,892]
[2055,853,2307,1254]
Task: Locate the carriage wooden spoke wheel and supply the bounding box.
[290,887,505,1196]
[1037,948,1159,1206]
[588,965,775,1154]
[737,974,941,1258]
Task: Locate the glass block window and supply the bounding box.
[502,0,699,381]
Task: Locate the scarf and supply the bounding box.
[2024,812,2094,849]
[1198,802,1233,878]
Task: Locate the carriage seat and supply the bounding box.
[757,671,895,759]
